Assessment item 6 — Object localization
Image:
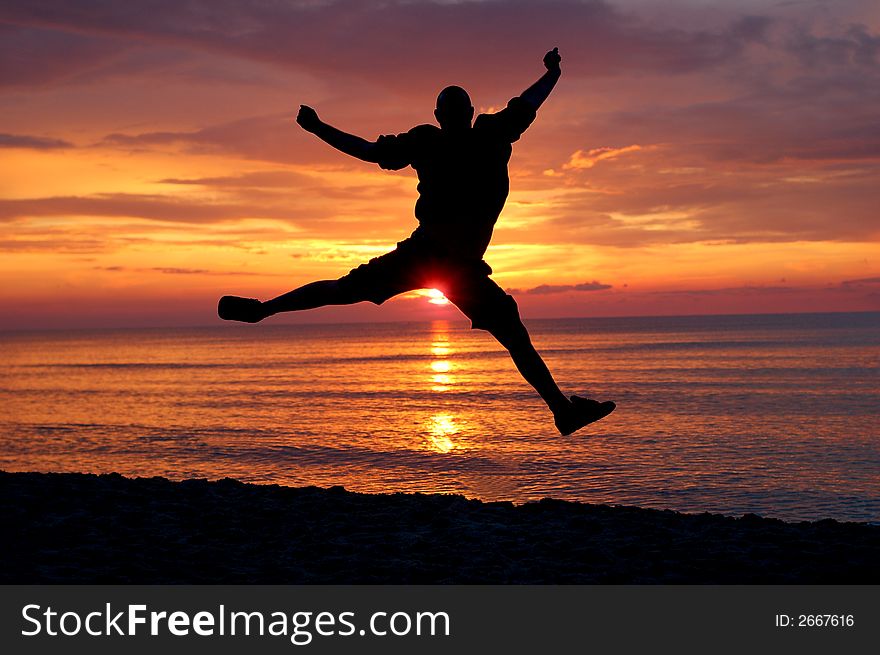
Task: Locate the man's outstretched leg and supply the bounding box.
[220,246,409,322]
[218,280,359,323]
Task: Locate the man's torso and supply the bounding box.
[407,120,513,257]
[375,97,536,260]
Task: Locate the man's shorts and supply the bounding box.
[336,238,522,335]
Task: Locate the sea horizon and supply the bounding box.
[2,308,878,335]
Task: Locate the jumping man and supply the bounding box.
[218,48,615,435]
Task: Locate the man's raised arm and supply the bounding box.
[296,105,379,163]
[520,48,562,111]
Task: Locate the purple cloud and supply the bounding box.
[841,276,880,286]
[508,281,612,295]
[0,132,72,149]
[0,0,779,93]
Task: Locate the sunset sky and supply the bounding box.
[1,0,878,329]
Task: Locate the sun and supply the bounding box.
[426,288,450,305]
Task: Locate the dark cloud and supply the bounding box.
[0,193,283,224]
[557,14,880,171]
[508,281,612,295]
[0,221,309,254]
[155,169,400,203]
[94,265,277,276]
[151,267,209,275]
[785,23,880,70]
[149,266,279,276]
[0,237,108,253]
[158,171,313,189]
[0,132,72,149]
[594,75,880,166]
[841,276,880,286]
[0,24,134,88]
[99,113,341,166]
[0,0,779,94]
[647,285,797,297]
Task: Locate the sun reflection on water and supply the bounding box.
[426,320,463,451]
[430,360,451,373]
[429,320,454,393]
[428,413,458,453]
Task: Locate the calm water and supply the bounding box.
[1,313,878,522]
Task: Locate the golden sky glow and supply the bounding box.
[1,0,879,329]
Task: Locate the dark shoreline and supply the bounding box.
[2,470,878,583]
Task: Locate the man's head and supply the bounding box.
[435,86,474,132]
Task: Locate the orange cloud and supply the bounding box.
[561,145,645,170]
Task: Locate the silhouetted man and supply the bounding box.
[219,48,615,435]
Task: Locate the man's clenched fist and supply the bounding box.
[296,105,321,133]
[543,47,561,72]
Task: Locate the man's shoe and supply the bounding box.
[218,296,265,323]
[554,395,616,436]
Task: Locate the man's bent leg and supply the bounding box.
[452,280,615,434]
[488,316,570,415]
[453,284,569,414]
[491,318,616,435]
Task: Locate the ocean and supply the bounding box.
[2,312,878,522]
